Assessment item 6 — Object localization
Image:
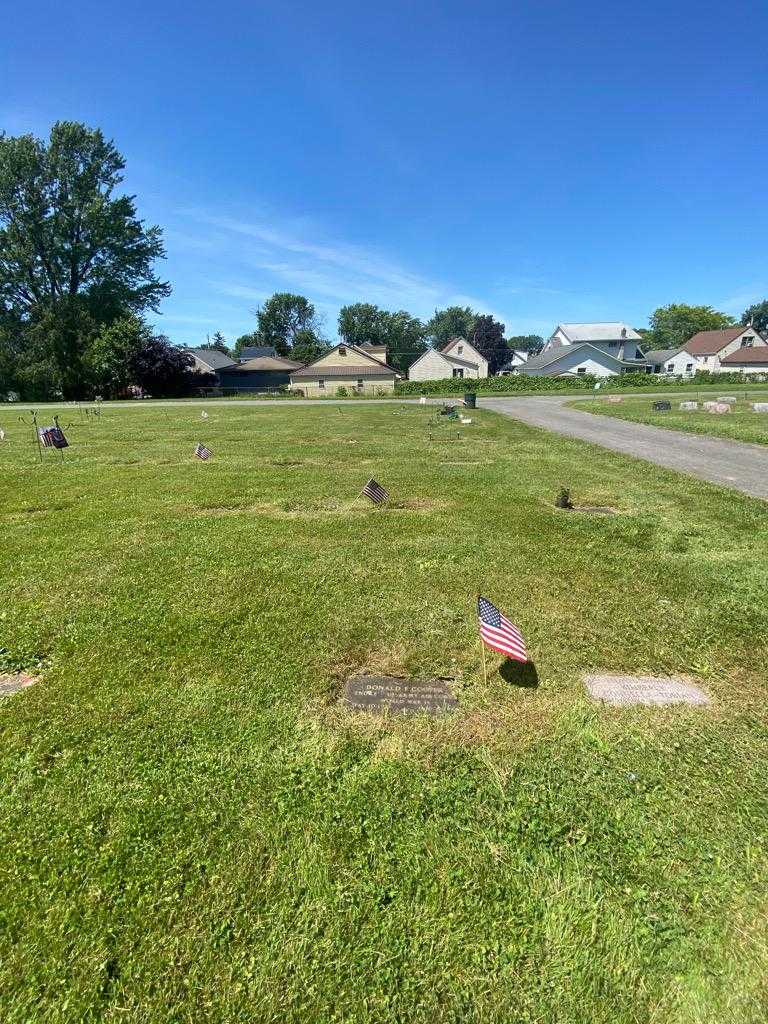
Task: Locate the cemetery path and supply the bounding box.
[482,396,768,500]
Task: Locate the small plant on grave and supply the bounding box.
[336,387,348,397]
[555,487,574,510]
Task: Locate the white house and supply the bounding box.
[515,321,649,377]
[719,347,768,375]
[645,347,699,377]
[685,326,767,372]
[408,337,489,381]
[515,344,648,378]
[497,350,529,374]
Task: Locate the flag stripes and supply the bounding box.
[477,596,529,663]
[361,478,388,504]
[195,443,212,460]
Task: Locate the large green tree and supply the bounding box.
[742,300,768,334]
[83,314,149,398]
[644,304,734,351]
[338,303,386,347]
[426,306,477,347]
[470,314,508,373]
[255,293,323,356]
[0,121,170,397]
[337,303,427,372]
[507,334,544,355]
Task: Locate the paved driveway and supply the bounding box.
[482,396,768,501]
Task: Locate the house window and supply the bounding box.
[666,363,674,373]
[457,345,463,354]
[356,378,364,390]
[339,346,347,355]
[452,368,464,378]
[318,379,325,390]
[686,363,693,373]
[741,336,754,347]
[576,367,587,375]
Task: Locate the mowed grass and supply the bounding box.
[573,395,768,446]
[1,402,768,1024]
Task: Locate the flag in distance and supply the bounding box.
[477,596,529,663]
[194,443,212,460]
[361,478,388,504]
[39,426,68,448]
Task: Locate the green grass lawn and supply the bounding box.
[572,395,768,446]
[2,403,768,1023]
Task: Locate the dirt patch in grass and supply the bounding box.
[0,672,38,697]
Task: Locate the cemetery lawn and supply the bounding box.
[573,395,768,446]
[2,402,768,1024]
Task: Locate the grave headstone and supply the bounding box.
[652,401,672,411]
[708,402,730,414]
[752,403,768,413]
[419,396,427,405]
[607,396,622,404]
[717,396,737,403]
[583,674,709,707]
[702,401,718,411]
[679,401,698,411]
[343,675,458,716]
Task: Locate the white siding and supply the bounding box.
[522,348,627,378]
[655,352,699,377]
[408,349,454,381]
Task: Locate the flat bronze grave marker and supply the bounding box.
[584,674,709,707]
[343,675,458,716]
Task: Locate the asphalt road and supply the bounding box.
[9,393,768,500]
[483,395,768,501]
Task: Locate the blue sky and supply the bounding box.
[3,0,766,346]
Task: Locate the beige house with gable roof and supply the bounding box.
[408,337,489,381]
[289,342,399,396]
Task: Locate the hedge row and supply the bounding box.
[394,370,767,396]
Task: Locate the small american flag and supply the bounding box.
[39,427,54,448]
[478,596,529,663]
[194,443,212,460]
[49,426,69,449]
[361,478,388,504]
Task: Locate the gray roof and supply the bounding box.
[291,364,397,380]
[644,348,687,365]
[443,354,480,370]
[220,355,304,373]
[239,346,277,360]
[186,348,237,370]
[556,322,642,343]
[517,343,646,373]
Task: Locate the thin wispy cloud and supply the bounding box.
[718,288,765,315]
[181,207,513,326]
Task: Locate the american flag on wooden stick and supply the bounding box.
[194,443,212,460]
[361,478,388,504]
[477,596,529,663]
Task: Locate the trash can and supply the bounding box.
[464,392,476,409]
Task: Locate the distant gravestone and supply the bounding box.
[702,401,718,411]
[679,401,698,411]
[419,396,427,405]
[717,396,737,403]
[653,401,671,411]
[583,674,709,707]
[708,402,730,414]
[752,403,768,413]
[343,675,458,716]
[608,396,622,404]
[0,672,36,698]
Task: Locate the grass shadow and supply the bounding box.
[499,658,539,688]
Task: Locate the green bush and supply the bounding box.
[394,369,765,396]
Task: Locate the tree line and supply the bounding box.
[1,122,767,400]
